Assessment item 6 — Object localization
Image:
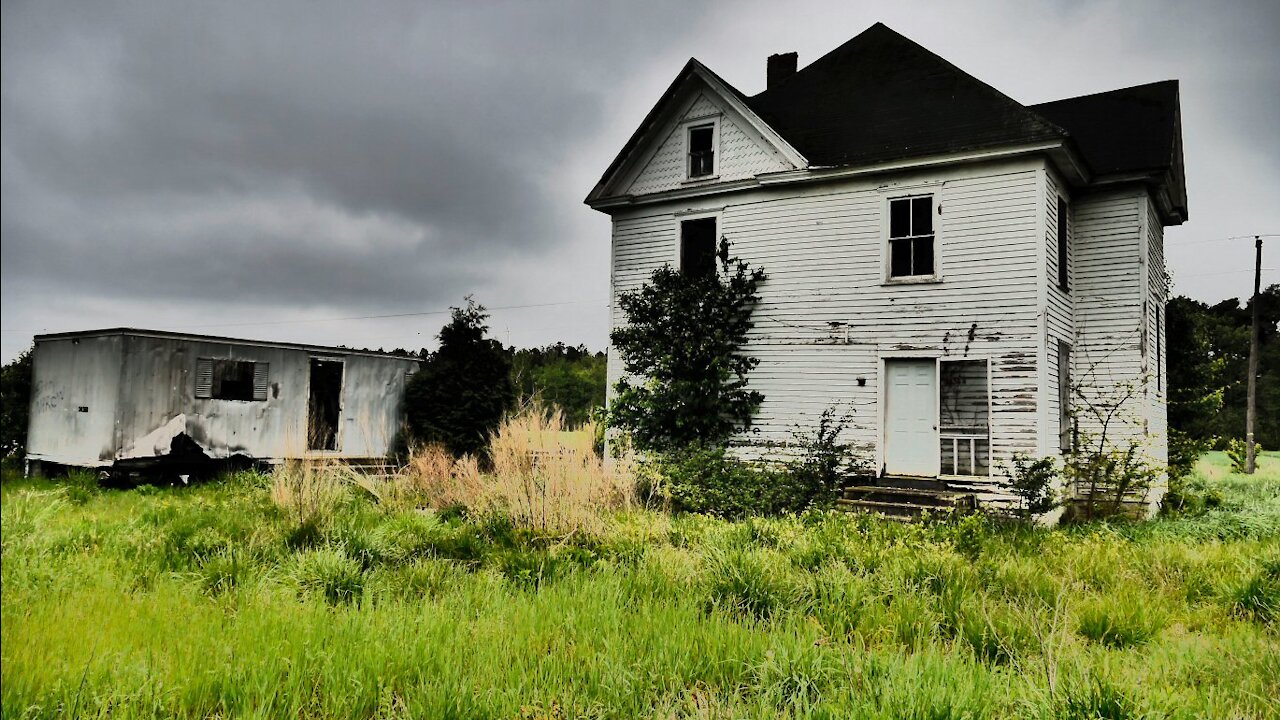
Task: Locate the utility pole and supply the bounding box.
[1246,235,1262,474]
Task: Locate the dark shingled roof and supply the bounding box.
[589,22,1186,222]
[1031,80,1186,219]
[1030,80,1181,176]
[745,23,1067,167]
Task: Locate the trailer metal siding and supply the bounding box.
[26,330,417,467]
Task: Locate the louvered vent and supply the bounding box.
[253,362,269,401]
[195,358,214,398]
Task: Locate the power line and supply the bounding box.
[1177,268,1276,279]
[0,298,610,335]
[1177,233,1279,246]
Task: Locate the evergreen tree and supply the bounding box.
[1,348,34,457]
[405,298,513,458]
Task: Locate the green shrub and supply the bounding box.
[1226,437,1263,473]
[1229,560,1279,623]
[702,546,800,621]
[195,548,250,595]
[1167,428,1211,488]
[607,249,765,453]
[369,558,466,601]
[648,444,780,518]
[999,454,1060,520]
[292,545,365,604]
[1059,678,1137,720]
[1076,595,1165,648]
[783,407,868,511]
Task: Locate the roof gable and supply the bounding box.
[585,60,804,205]
[1031,81,1187,221]
[623,91,792,196]
[746,23,1066,168]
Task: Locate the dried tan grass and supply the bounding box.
[388,444,484,512]
[271,458,350,527]
[391,402,633,535]
[487,402,633,535]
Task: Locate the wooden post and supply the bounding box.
[1246,235,1262,474]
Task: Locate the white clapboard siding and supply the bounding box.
[609,159,1046,500]
[1044,170,1074,459]
[1144,196,1169,467]
[626,93,789,197]
[1071,189,1148,448]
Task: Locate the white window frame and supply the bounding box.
[881,190,942,284]
[682,116,720,182]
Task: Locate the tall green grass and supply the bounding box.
[2,453,1278,718]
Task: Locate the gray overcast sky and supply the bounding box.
[3,0,1278,362]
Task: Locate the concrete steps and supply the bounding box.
[838,480,977,520]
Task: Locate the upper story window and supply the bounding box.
[888,195,935,278]
[680,217,717,278]
[195,358,269,401]
[687,124,716,179]
[1057,196,1070,292]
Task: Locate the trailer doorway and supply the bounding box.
[308,358,344,451]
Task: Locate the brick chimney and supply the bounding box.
[767,52,797,90]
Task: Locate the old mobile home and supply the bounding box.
[26,329,418,473]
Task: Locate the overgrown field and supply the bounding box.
[3,454,1278,719]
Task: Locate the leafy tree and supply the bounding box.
[1,347,33,457]
[609,246,765,452]
[1166,296,1225,439]
[510,344,606,426]
[1165,286,1278,449]
[405,298,513,458]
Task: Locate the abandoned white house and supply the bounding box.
[25,329,419,473]
[586,23,1186,513]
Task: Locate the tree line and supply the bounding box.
[1,284,1273,464]
[0,304,605,461]
[1167,284,1279,449]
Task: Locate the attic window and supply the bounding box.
[195,358,268,401]
[888,195,935,278]
[680,217,717,278]
[687,124,715,178]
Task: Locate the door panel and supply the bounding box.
[885,359,938,476]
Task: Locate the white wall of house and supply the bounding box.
[608,156,1051,504]
[1065,184,1169,512]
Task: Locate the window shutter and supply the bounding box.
[253,362,270,401]
[195,358,213,398]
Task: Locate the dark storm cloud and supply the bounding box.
[3,0,1278,361]
[1,1,708,316]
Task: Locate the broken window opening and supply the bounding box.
[1058,340,1072,453]
[1057,196,1070,292]
[195,358,267,401]
[688,124,715,178]
[939,359,989,476]
[888,195,935,278]
[680,217,717,279]
[308,358,344,452]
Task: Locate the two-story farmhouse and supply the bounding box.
[587,23,1186,513]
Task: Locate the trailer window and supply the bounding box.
[196,358,269,401]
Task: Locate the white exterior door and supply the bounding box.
[885,359,939,476]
